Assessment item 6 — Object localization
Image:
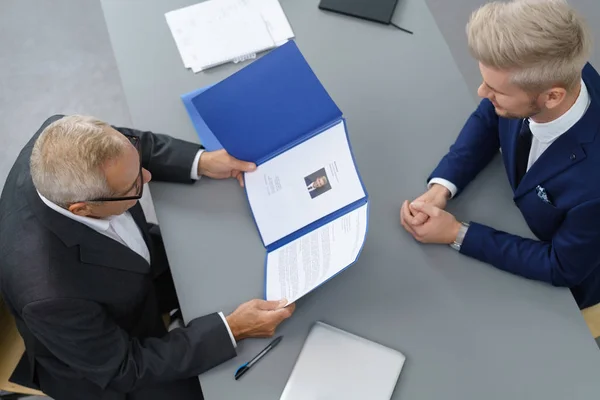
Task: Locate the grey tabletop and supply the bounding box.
[101,0,600,398]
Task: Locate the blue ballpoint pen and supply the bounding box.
[234,336,283,380]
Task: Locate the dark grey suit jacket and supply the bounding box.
[0,115,236,400]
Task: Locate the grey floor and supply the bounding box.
[0,0,158,226]
[0,0,599,398]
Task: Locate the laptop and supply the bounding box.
[318,0,400,25]
[280,322,406,400]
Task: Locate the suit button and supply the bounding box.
[570,154,576,160]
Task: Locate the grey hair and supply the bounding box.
[467,0,592,92]
[30,115,128,208]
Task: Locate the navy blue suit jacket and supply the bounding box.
[430,64,600,309]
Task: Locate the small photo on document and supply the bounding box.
[304,168,332,199]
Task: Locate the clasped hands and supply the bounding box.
[400,184,462,245]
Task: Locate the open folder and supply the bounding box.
[182,41,369,304]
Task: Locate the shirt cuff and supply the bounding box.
[218,311,237,348]
[428,178,458,199]
[190,149,205,180]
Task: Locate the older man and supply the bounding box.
[400,0,600,329]
[0,115,294,400]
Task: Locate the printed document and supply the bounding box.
[265,203,368,304]
[244,120,365,246]
[165,0,294,72]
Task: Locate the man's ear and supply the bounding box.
[543,87,568,110]
[68,202,93,217]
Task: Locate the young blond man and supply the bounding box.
[400,0,600,331]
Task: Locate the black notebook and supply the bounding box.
[318,0,399,25]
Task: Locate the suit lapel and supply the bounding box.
[78,234,151,274]
[514,135,586,198]
[128,203,152,254]
[505,119,523,190]
[128,202,160,269]
[514,99,600,199]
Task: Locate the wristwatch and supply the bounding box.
[450,222,470,251]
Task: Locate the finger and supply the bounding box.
[284,302,296,313]
[235,172,245,187]
[401,210,424,241]
[410,201,440,217]
[400,201,414,225]
[401,203,421,236]
[273,302,295,320]
[411,225,426,243]
[412,211,429,226]
[258,299,287,311]
[228,155,256,173]
[248,299,261,307]
[406,201,417,217]
[402,222,418,239]
[400,212,418,237]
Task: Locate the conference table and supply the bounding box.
[101,0,600,398]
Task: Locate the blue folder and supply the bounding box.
[181,40,369,300]
[181,85,223,151]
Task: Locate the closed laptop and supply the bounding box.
[280,322,406,400]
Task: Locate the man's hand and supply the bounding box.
[400,201,461,244]
[406,184,451,226]
[226,299,295,341]
[198,150,256,187]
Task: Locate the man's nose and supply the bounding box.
[142,168,152,184]
[477,83,488,98]
[478,85,496,104]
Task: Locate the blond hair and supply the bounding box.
[467,0,592,91]
[30,115,127,207]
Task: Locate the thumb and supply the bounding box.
[259,299,288,310]
[272,302,295,320]
[412,211,429,226]
[410,201,437,216]
[229,155,256,172]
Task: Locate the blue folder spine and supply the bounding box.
[266,196,368,253]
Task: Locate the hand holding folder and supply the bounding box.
[182,41,369,304]
[197,149,256,187]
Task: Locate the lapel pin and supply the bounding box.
[536,185,550,203]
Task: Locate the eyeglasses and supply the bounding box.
[85,134,144,203]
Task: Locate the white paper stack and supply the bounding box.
[165,0,294,73]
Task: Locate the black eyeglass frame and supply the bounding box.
[81,134,144,203]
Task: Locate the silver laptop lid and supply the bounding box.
[280,322,406,400]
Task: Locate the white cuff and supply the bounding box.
[190,149,205,180]
[428,178,458,199]
[218,311,237,348]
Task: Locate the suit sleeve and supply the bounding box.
[22,298,236,393]
[460,198,600,288]
[114,126,203,183]
[428,99,501,196]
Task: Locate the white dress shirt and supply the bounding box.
[430,80,591,198]
[38,148,238,348]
